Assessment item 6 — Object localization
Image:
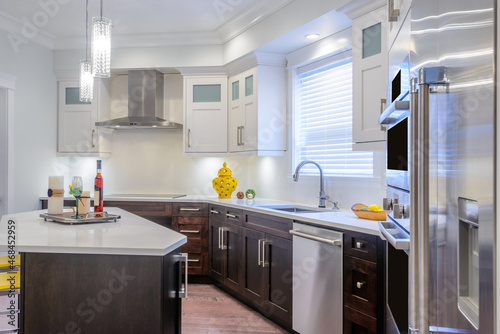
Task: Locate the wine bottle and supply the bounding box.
[94,160,104,214]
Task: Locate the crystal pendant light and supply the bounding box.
[79,0,93,102]
[92,0,111,78]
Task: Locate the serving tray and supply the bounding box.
[40,211,120,225]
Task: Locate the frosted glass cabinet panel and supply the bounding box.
[193,84,221,103]
[65,87,91,105]
[362,23,381,58]
[245,75,253,97]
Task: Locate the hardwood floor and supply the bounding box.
[182,284,290,334]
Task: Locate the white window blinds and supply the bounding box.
[294,56,373,176]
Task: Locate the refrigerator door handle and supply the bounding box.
[409,77,420,334]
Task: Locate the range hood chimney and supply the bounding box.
[95,70,183,129]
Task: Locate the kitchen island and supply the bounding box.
[0,208,187,334]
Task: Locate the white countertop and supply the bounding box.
[0,208,187,256]
[40,195,381,236]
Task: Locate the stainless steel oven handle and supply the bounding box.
[378,221,410,250]
[289,230,342,246]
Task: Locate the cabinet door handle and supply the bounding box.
[210,209,220,214]
[257,239,263,266]
[261,240,269,268]
[187,258,200,263]
[187,129,191,148]
[237,126,244,146]
[180,230,200,234]
[356,281,366,289]
[218,227,222,250]
[226,213,237,219]
[240,126,244,146]
[388,0,400,21]
[174,253,188,298]
[220,227,226,250]
[92,129,96,148]
[180,208,201,212]
[355,241,365,249]
[380,98,387,131]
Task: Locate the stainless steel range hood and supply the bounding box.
[95,70,183,129]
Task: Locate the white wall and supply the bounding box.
[0,30,58,213]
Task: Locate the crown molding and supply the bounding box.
[336,0,386,20]
[54,31,223,50]
[175,66,227,76]
[225,52,286,76]
[216,0,294,43]
[0,10,56,50]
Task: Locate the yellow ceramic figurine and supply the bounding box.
[213,162,237,198]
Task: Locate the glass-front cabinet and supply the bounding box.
[351,5,388,146]
[57,79,111,156]
[184,76,228,154]
[228,64,286,155]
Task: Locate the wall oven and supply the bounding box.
[378,51,412,333]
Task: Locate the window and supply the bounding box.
[294,54,373,176]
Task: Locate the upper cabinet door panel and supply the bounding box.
[352,6,388,145]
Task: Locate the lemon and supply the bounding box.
[367,204,382,211]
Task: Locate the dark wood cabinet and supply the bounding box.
[208,207,293,330]
[104,201,172,228]
[172,202,209,276]
[343,231,385,334]
[208,204,243,292]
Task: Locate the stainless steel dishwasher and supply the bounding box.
[289,222,343,334]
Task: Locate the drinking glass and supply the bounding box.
[71,176,83,219]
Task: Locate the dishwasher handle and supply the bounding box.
[289,229,342,246]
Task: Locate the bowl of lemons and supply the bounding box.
[351,203,387,221]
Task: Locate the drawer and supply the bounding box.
[344,231,379,262]
[343,306,377,334]
[172,203,208,217]
[173,217,208,246]
[104,201,172,217]
[225,208,243,226]
[209,205,226,221]
[244,211,292,239]
[344,255,378,317]
[183,252,208,276]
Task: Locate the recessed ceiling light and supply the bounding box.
[305,34,320,40]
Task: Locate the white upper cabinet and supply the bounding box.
[227,55,286,155]
[351,5,388,147]
[184,76,228,154]
[57,79,111,156]
[387,0,411,49]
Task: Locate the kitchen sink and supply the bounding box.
[258,205,327,213]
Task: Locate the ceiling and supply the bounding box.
[0,0,352,53]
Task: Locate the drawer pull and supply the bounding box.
[355,241,364,249]
[210,209,220,214]
[356,281,366,289]
[180,230,200,234]
[187,259,200,263]
[180,208,201,212]
[226,213,238,219]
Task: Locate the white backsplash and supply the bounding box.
[58,131,386,210]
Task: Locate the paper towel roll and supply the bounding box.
[48,176,64,214]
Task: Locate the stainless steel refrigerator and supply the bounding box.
[409,0,495,333]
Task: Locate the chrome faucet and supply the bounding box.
[293,160,328,208]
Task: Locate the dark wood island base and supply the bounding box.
[20,248,183,334]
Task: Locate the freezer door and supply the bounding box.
[411,0,495,333]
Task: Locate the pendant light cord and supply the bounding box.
[85,0,89,61]
[100,0,103,18]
